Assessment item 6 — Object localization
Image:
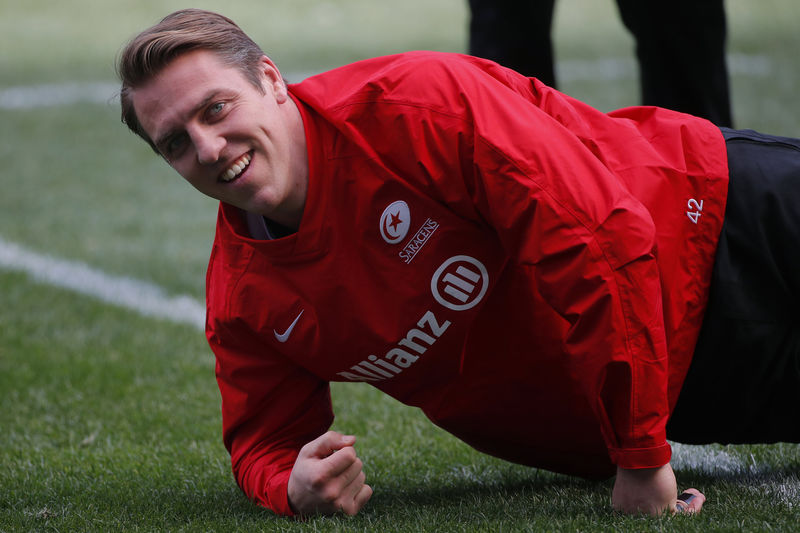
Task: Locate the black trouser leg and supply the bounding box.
[669,129,800,444]
[468,0,558,87]
[615,0,732,126]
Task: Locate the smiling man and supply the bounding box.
[118,9,800,519]
[127,48,308,231]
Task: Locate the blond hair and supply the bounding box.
[117,9,265,152]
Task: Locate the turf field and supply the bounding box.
[1,0,799,531]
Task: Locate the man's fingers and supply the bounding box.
[306,443,365,500]
[347,483,374,515]
[339,480,373,516]
[323,445,360,478]
[300,431,356,459]
[355,483,373,508]
[336,452,365,486]
[675,488,705,514]
[288,432,370,517]
[328,452,370,515]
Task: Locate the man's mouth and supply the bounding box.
[220,153,252,182]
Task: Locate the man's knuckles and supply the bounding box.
[348,455,363,472]
[308,471,357,499]
[307,469,334,492]
[319,485,343,504]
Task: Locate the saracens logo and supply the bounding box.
[379,200,411,244]
[431,255,489,311]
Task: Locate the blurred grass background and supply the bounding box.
[2,0,798,127]
[1,1,799,531]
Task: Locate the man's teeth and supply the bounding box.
[221,154,252,182]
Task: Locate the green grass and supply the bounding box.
[0,104,216,297]
[1,0,799,531]
[0,273,800,532]
[2,271,799,531]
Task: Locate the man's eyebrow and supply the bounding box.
[154,90,224,150]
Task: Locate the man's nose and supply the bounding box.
[192,128,225,165]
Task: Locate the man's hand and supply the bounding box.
[612,463,705,516]
[287,431,373,516]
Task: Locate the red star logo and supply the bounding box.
[388,211,403,232]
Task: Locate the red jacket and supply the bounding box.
[205,51,729,515]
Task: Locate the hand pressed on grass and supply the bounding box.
[612,463,705,516]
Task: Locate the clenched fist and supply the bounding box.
[287,431,373,516]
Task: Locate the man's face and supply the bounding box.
[131,50,307,227]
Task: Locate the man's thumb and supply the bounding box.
[306,431,356,457]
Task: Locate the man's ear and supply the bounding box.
[259,55,288,103]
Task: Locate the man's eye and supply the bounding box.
[163,134,187,158]
[209,102,225,116]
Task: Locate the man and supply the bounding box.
[118,9,799,518]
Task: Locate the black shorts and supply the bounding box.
[667,128,800,444]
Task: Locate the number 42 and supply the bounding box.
[687,198,704,224]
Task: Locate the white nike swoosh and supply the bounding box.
[274,310,304,343]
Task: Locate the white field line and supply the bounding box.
[0,236,205,330]
[0,81,121,110]
[670,442,749,475]
[0,54,771,110]
[672,442,800,508]
[748,477,800,510]
[670,443,800,499]
[557,52,772,82]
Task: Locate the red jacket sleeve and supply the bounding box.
[206,242,334,515]
[465,71,672,468]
